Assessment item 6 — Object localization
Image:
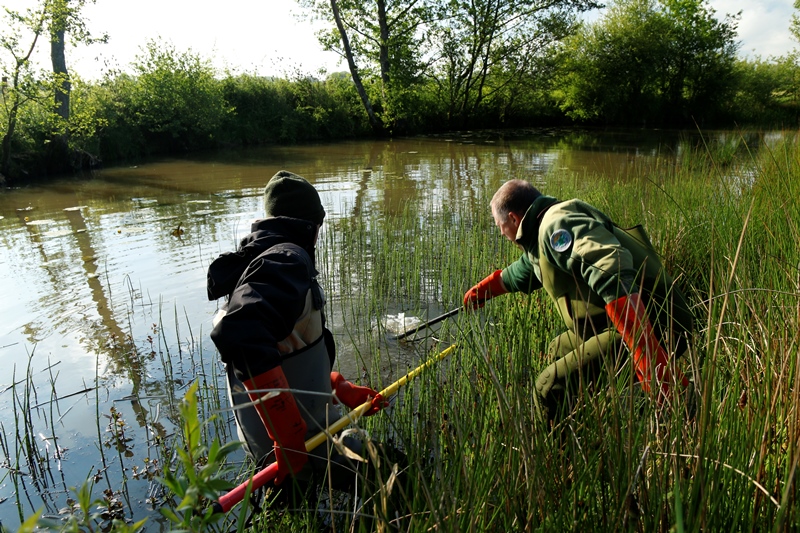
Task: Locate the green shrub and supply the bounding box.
[127,40,231,153]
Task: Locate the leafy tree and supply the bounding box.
[326,0,382,133]
[556,0,739,126]
[729,58,800,126]
[658,0,739,125]
[125,40,230,153]
[46,0,106,172]
[219,71,368,144]
[427,0,601,128]
[792,0,800,44]
[219,74,296,145]
[48,0,105,123]
[556,0,669,124]
[1,0,104,180]
[302,0,600,131]
[0,3,49,180]
[301,0,437,134]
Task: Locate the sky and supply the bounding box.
[711,0,796,59]
[0,0,797,81]
[1,1,345,80]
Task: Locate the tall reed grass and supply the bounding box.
[299,131,800,530]
[10,131,800,531]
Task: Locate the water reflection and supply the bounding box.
[0,127,777,528]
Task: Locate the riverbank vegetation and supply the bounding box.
[3,0,800,183]
[7,128,799,531]
[301,130,800,531]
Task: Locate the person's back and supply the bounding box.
[207,170,389,509]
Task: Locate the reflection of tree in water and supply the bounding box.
[8,206,170,518]
[63,208,168,439]
[64,208,140,371]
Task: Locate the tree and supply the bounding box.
[125,40,230,153]
[729,58,800,126]
[46,0,106,173]
[556,0,739,126]
[427,0,601,128]
[48,0,106,123]
[327,0,382,133]
[302,0,601,130]
[0,3,48,179]
[1,0,104,180]
[556,0,669,124]
[658,0,739,125]
[301,0,437,133]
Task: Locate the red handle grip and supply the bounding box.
[213,461,279,513]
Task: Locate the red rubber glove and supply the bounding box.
[605,293,689,402]
[242,366,308,485]
[463,269,507,309]
[330,372,387,416]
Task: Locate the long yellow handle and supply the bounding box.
[305,343,458,450]
[215,343,458,513]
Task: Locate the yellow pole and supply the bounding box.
[215,343,458,512]
[305,343,457,450]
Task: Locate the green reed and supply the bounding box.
[110,129,800,530]
[11,131,800,531]
[293,132,800,530]
[2,294,239,532]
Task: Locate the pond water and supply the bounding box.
[0,127,771,529]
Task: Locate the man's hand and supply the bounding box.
[463,269,507,309]
[331,372,387,416]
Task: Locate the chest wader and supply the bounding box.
[225,284,366,491]
[532,225,693,425]
[611,225,694,358]
[533,249,618,425]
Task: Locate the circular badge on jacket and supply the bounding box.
[549,229,573,252]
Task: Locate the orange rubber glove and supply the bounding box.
[463,269,507,309]
[330,372,387,416]
[605,293,689,401]
[242,366,308,485]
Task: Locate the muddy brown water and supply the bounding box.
[0,128,770,528]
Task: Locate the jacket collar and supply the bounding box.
[515,195,558,252]
[243,216,318,255]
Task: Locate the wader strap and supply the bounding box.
[280,334,338,436]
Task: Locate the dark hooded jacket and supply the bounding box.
[207,216,330,380]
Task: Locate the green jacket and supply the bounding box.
[502,196,693,338]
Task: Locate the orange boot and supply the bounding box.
[605,293,689,401]
[242,366,308,484]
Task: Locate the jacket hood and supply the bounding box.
[207,216,318,301]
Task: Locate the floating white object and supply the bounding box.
[382,312,423,335]
[42,229,73,237]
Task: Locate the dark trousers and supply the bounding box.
[535,322,624,425]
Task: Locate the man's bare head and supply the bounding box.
[490,180,541,222]
[490,180,541,242]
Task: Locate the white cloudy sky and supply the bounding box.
[0,0,796,81]
[710,0,796,58]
